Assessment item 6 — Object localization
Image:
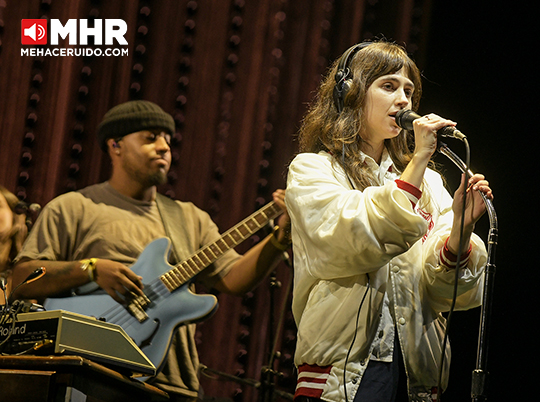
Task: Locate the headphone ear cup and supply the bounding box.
[333,74,352,114]
[333,42,372,113]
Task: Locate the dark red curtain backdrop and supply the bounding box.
[0,1,433,400]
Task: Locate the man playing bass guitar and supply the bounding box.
[11,100,291,402]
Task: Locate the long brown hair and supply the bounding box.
[299,40,425,190]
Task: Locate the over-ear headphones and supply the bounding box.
[333,42,372,113]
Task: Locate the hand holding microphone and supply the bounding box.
[395,109,466,141]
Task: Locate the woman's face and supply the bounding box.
[361,68,415,146]
[0,194,13,241]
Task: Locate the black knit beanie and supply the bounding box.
[97,100,175,152]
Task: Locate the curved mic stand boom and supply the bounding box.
[437,141,498,402]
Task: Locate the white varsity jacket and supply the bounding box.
[285,151,487,402]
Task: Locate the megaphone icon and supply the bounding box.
[24,24,37,41]
[23,23,45,42]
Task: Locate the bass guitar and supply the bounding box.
[44,201,282,374]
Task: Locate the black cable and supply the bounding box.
[343,274,370,402]
[339,160,373,402]
[0,300,24,352]
[0,279,9,325]
[436,138,471,400]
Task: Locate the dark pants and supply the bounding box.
[297,330,407,402]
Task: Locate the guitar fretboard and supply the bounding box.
[160,201,282,292]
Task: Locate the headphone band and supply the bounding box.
[333,42,372,113]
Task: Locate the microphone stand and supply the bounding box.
[437,141,498,402]
[259,255,293,402]
[199,364,294,401]
[199,255,294,402]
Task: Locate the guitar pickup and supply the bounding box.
[126,293,151,323]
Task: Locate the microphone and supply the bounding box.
[7,267,46,304]
[395,109,466,140]
[0,276,7,292]
[0,267,46,321]
[22,267,46,284]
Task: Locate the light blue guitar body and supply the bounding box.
[44,237,218,374]
[43,200,282,376]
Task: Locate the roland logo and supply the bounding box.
[0,323,26,337]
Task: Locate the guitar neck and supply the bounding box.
[161,201,282,291]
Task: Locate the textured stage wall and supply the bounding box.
[2,0,532,401]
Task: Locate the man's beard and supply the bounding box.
[122,158,169,188]
[146,170,168,187]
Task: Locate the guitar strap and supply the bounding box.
[155,193,192,265]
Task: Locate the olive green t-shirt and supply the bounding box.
[16,181,241,398]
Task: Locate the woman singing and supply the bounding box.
[286,40,493,402]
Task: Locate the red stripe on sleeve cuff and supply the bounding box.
[440,238,472,269]
[395,179,422,208]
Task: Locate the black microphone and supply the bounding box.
[7,267,46,304]
[22,267,46,284]
[395,109,466,141]
[0,275,7,293]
